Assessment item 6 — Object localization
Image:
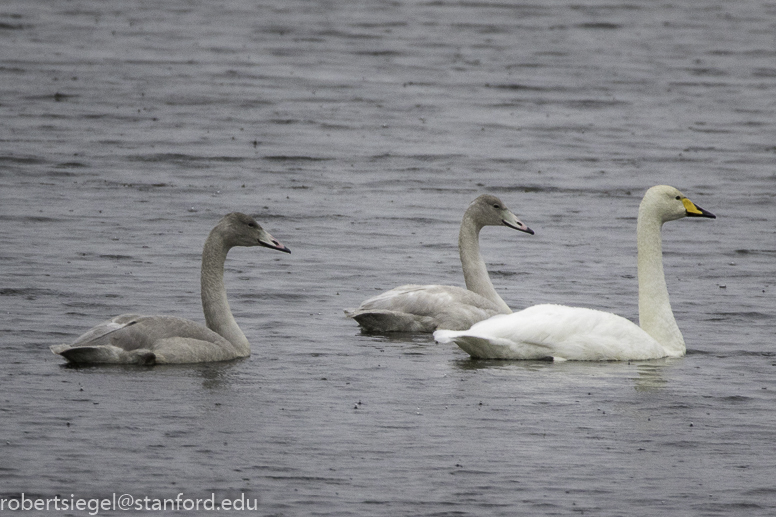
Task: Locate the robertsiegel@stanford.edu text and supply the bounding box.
[0,492,258,514]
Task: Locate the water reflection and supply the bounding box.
[451,357,554,372]
[193,361,242,390]
[631,361,675,392]
[451,355,679,392]
[57,359,243,390]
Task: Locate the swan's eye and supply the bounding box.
[247,223,257,228]
[493,204,501,209]
[675,196,681,200]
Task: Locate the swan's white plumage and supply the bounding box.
[51,212,290,365]
[435,304,668,361]
[435,185,715,361]
[346,195,533,332]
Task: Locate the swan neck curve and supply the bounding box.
[459,211,511,314]
[637,206,685,355]
[200,229,249,354]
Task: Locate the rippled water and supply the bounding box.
[1,1,775,515]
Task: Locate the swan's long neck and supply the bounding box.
[637,209,685,355]
[459,213,511,314]
[200,231,249,354]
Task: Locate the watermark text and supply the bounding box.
[0,493,257,514]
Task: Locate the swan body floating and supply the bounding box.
[434,186,715,361]
[346,195,534,332]
[51,213,290,365]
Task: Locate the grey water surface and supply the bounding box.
[1,1,775,515]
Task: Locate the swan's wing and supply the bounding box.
[436,304,667,361]
[104,316,232,350]
[53,345,157,365]
[54,313,145,350]
[346,285,505,332]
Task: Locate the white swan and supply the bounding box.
[50,212,290,365]
[345,194,534,332]
[434,185,715,361]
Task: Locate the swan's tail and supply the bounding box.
[51,344,156,365]
[434,330,491,356]
[434,329,493,356]
[451,335,509,359]
[432,329,459,344]
[435,330,536,360]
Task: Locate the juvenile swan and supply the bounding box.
[51,213,290,365]
[345,195,534,332]
[434,186,715,361]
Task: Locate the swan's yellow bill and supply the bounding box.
[682,198,715,218]
[682,198,700,214]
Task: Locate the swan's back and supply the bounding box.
[435,304,670,361]
[346,284,506,332]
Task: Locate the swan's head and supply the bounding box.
[218,213,291,253]
[470,194,534,235]
[641,185,716,224]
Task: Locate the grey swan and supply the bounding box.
[345,195,534,332]
[51,212,290,365]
